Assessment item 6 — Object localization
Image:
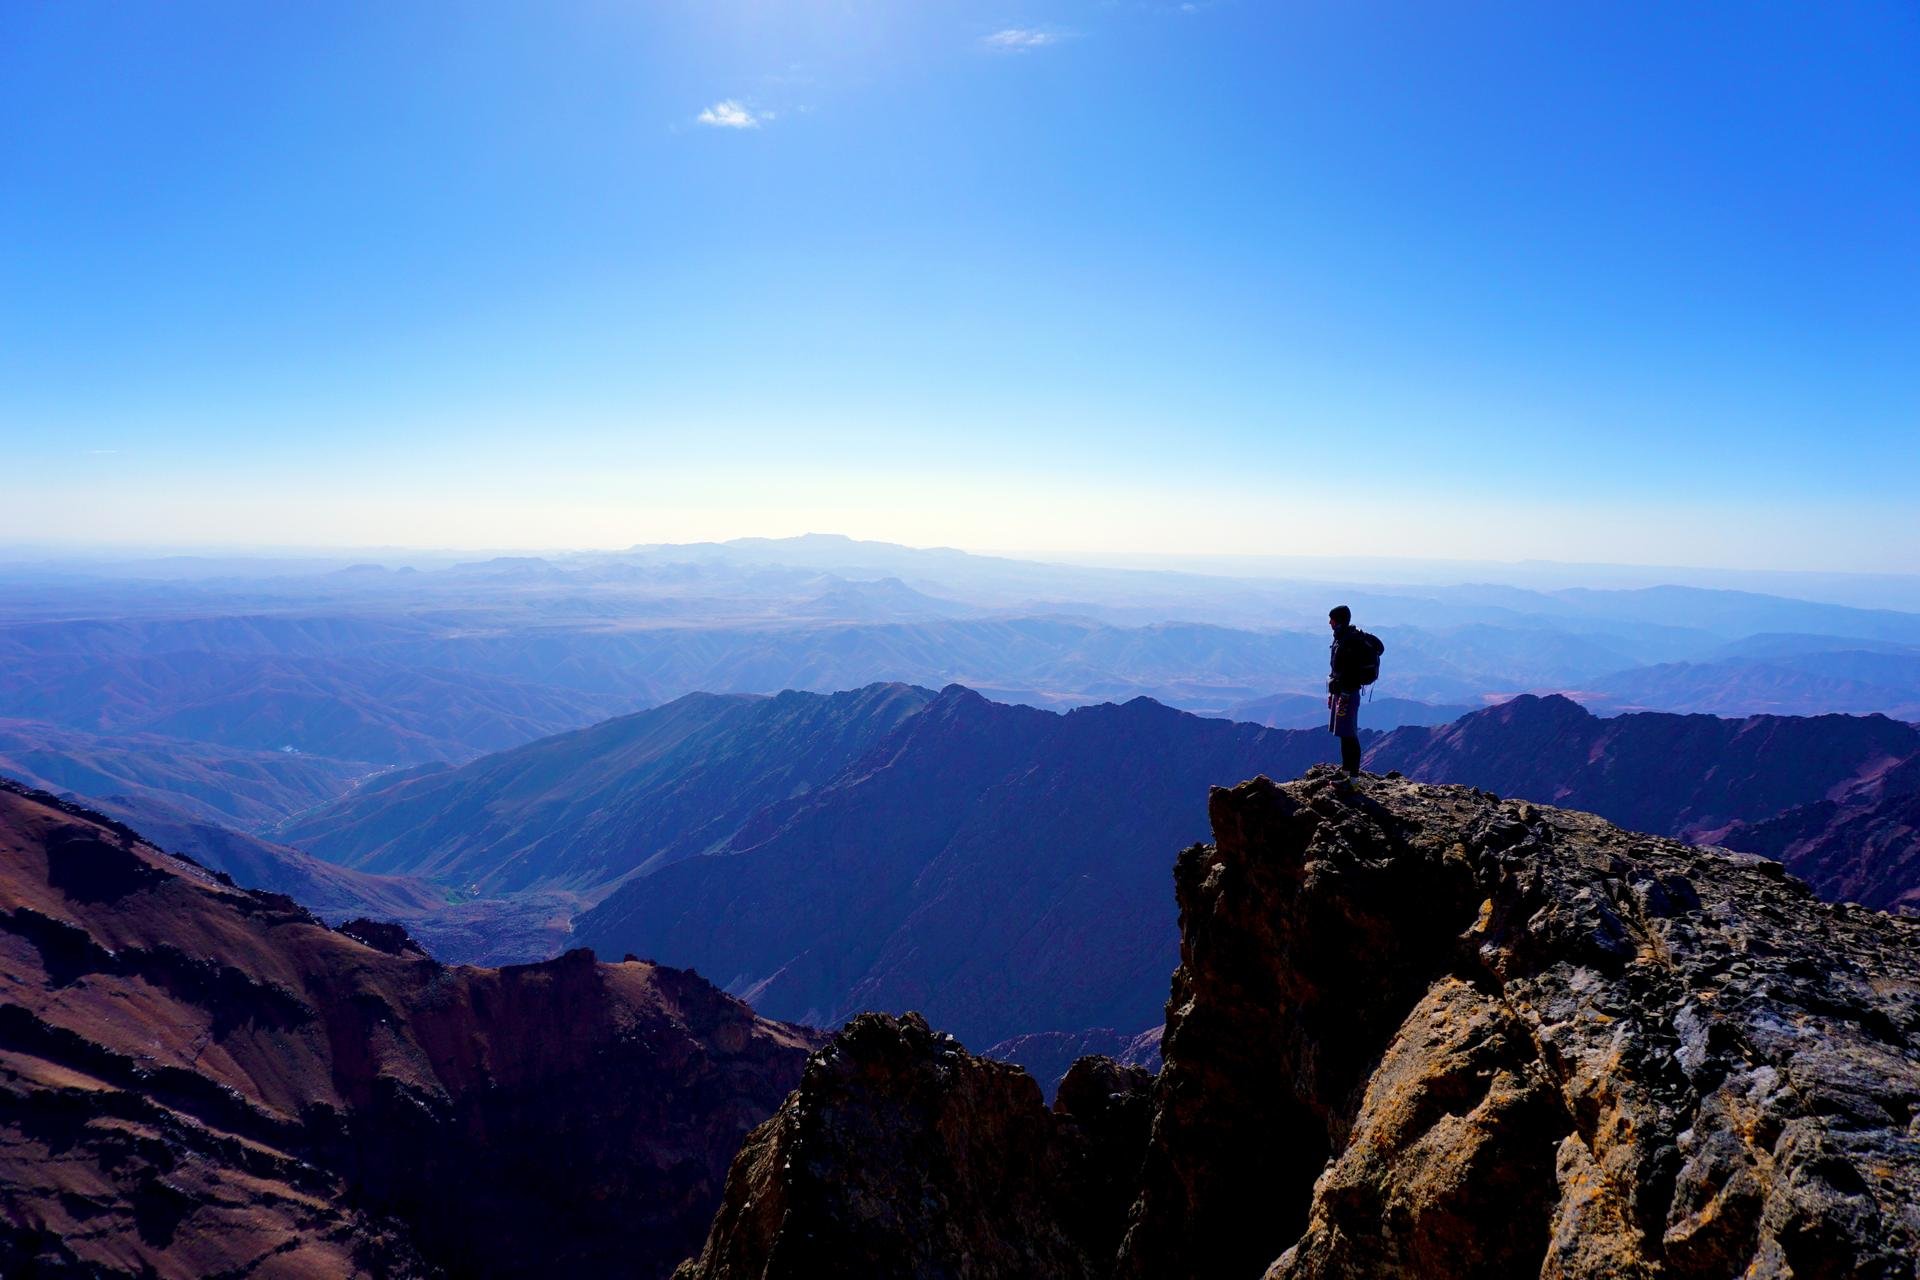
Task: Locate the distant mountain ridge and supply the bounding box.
[0,649,636,764]
[0,717,367,828]
[1366,693,1920,913]
[271,683,1920,1058]
[282,683,936,894]
[571,688,1346,1046]
[1574,654,1920,719]
[1223,691,1473,730]
[285,682,1337,1049]
[1367,693,1920,842]
[8,545,1920,810]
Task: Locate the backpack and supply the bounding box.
[1346,629,1385,687]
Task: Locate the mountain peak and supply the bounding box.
[1488,691,1596,719]
[931,682,993,708]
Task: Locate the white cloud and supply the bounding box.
[696,99,765,129]
[982,28,1065,52]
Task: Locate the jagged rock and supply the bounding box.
[334,915,429,955]
[674,1013,1153,1279]
[1124,766,1920,1280]
[677,766,1920,1279]
[0,778,822,1278]
[1055,1055,1157,1260]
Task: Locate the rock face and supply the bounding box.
[674,1012,1153,1280]
[0,778,821,1278]
[681,767,1920,1279]
[1137,769,1920,1279]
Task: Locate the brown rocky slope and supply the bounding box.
[0,778,821,1278]
[681,766,1920,1279]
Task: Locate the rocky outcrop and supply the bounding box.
[680,766,1920,1279]
[674,1012,1153,1279]
[1134,767,1920,1278]
[0,778,821,1278]
[1144,771,1912,1280]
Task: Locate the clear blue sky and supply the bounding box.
[3,1,1916,568]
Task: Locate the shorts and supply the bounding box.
[1330,691,1360,738]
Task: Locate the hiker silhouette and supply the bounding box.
[1326,605,1383,776]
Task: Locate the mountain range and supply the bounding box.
[1365,693,1920,843]
[4,687,1919,1274]
[7,539,1920,796]
[242,682,1920,1070]
[279,683,1330,1050]
[4,534,1918,1065]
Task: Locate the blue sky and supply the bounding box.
[2,1,1916,568]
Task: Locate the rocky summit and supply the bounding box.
[0,778,821,1279]
[674,1011,1154,1280]
[682,766,1920,1279]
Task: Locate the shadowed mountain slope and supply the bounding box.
[1719,751,1920,913]
[682,770,1920,1279]
[0,717,368,829]
[62,793,573,966]
[85,792,448,920]
[0,779,820,1278]
[284,682,936,895]
[574,686,1334,1048]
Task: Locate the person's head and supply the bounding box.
[1328,605,1351,630]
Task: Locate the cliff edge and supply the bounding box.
[684,766,1920,1279]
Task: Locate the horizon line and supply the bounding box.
[0,532,1915,586]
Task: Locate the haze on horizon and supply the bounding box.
[3,3,1916,572]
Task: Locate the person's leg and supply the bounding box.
[1332,691,1362,774]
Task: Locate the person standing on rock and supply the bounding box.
[1327,605,1384,776]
